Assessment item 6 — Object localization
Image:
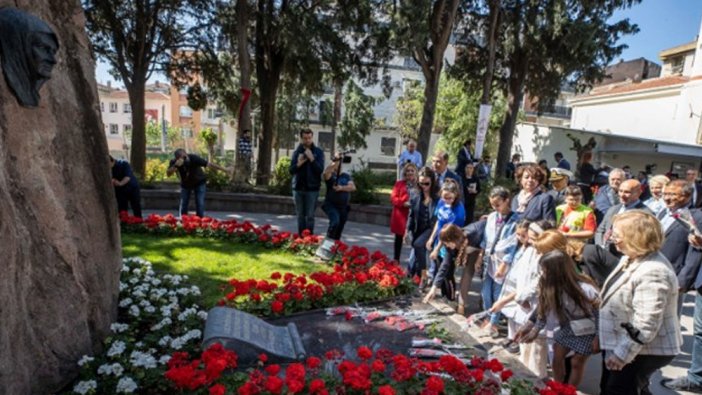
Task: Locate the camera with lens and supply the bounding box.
[332,149,355,164]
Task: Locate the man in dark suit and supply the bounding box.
[657,180,702,313]
[554,152,571,170]
[454,139,473,177]
[591,168,625,224]
[661,228,702,393]
[581,179,650,286]
[431,150,463,190]
[686,169,702,208]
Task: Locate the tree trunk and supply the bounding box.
[127,76,146,177]
[0,2,121,394]
[233,0,251,184]
[495,65,526,178]
[480,0,500,105]
[417,71,441,160]
[331,79,342,155]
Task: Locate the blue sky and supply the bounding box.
[95,1,702,87]
[611,0,702,63]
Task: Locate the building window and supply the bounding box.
[207,108,215,119]
[109,102,118,113]
[123,103,131,113]
[671,56,684,75]
[109,124,119,135]
[123,124,132,133]
[380,137,396,156]
[180,105,193,117]
[182,128,193,138]
[100,102,104,112]
[317,131,333,152]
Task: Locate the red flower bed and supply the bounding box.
[120,213,414,316]
[120,212,322,255]
[165,344,577,394]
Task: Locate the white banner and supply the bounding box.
[474,104,492,160]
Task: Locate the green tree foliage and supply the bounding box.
[385,0,461,162]
[452,0,639,177]
[83,0,210,177]
[396,76,507,161]
[144,122,182,149]
[338,81,377,150]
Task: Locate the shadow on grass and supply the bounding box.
[121,233,329,308]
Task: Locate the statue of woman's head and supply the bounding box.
[0,8,59,107]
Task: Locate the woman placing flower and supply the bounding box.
[511,164,556,223]
[556,186,596,242]
[390,163,418,261]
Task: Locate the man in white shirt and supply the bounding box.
[397,139,423,178]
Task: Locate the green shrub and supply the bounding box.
[350,166,379,204]
[206,167,231,191]
[143,158,170,185]
[269,157,292,196]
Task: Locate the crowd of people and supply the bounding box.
[110,133,702,394]
[390,139,702,395]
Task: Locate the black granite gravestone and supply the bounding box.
[203,307,306,365]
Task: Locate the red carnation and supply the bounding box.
[271,300,284,314]
[264,375,284,394]
[357,346,373,360]
[209,384,226,395]
[378,385,396,395]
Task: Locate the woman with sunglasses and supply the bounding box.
[405,167,439,283]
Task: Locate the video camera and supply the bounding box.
[332,149,355,164]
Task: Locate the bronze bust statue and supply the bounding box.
[0,8,59,107]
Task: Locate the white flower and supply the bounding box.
[129,305,140,317]
[159,355,172,365]
[144,305,156,314]
[116,377,138,393]
[77,355,94,367]
[185,329,202,340]
[158,336,172,347]
[130,351,157,369]
[121,266,130,273]
[97,363,123,377]
[197,311,208,320]
[129,277,139,284]
[150,278,162,286]
[190,286,201,296]
[73,380,97,394]
[135,341,144,349]
[110,323,129,334]
[107,341,126,357]
[177,307,197,322]
[119,298,133,308]
[119,282,128,291]
[151,317,172,331]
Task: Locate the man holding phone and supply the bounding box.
[289,128,325,235]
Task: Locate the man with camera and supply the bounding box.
[322,151,356,241]
[167,148,231,218]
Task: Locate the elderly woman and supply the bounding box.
[390,163,418,261]
[643,174,670,216]
[556,185,596,242]
[598,210,681,395]
[511,163,556,222]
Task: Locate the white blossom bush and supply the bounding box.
[64,258,208,394]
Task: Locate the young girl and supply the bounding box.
[489,220,552,377]
[518,250,599,387]
[478,186,520,338]
[422,224,468,304]
[425,179,465,286]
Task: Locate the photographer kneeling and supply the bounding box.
[322,152,356,241]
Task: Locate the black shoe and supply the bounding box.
[661,377,702,394]
[506,342,520,354]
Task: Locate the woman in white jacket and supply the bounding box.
[599,210,681,395]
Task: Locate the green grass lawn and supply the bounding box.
[121,233,324,307]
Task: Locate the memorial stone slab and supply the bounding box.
[203,307,306,365]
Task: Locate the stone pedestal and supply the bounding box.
[0,2,121,394]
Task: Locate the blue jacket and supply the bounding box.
[289,144,324,191]
[407,193,438,236]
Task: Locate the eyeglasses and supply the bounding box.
[419,182,431,186]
